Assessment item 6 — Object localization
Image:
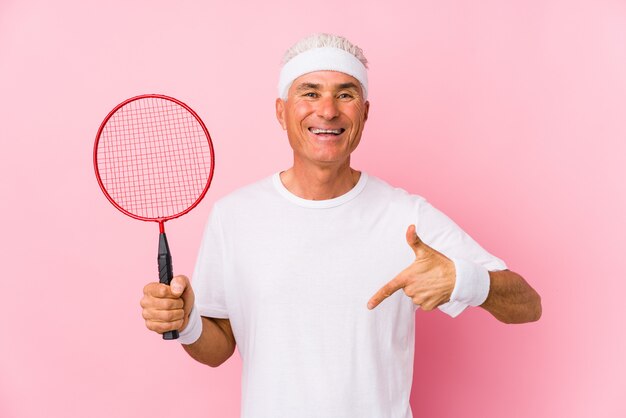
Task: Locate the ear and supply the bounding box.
[275,98,287,130]
[363,100,370,123]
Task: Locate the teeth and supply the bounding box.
[310,128,343,134]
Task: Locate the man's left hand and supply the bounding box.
[367,225,456,311]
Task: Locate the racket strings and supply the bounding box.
[96,97,212,219]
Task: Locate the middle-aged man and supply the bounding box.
[141,33,542,418]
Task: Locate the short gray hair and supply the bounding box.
[282,33,369,68]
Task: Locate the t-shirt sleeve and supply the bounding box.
[191,204,229,319]
[416,198,507,270]
[415,198,507,317]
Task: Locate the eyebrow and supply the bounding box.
[337,82,359,90]
[295,83,321,92]
[294,82,359,92]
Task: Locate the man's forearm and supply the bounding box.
[480,270,542,324]
[182,317,236,367]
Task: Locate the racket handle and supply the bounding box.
[158,232,179,340]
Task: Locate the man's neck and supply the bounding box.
[279,161,360,201]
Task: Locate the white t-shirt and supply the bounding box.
[192,172,506,418]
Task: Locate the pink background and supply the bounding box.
[1,0,625,417]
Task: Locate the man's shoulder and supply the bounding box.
[213,173,276,211]
[364,174,427,205]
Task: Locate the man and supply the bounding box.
[140,33,541,418]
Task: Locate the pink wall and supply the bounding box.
[1,0,624,417]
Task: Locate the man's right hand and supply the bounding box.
[140,275,195,335]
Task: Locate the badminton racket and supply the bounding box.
[93,94,215,340]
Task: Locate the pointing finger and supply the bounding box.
[367,275,406,310]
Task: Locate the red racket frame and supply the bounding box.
[93,94,215,233]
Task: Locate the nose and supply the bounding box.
[316,95,339,120]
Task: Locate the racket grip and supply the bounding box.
[158,232,179,340]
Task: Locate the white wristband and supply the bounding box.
[438,259,491,318]
[449,258,491,306]
[177,305,203,345]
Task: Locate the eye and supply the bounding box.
[338,93,354,99]
[303,92,318,98]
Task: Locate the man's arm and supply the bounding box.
[182,317,236,367]
[141,275,236,367]
[367,225,542,324]
[480,269,541,324]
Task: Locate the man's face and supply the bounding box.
[276,71,369,167]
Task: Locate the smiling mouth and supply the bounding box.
[308,127,345,136]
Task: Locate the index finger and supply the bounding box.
[367,276,406,310]
[143,282,180,299]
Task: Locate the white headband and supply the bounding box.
[278,47,368,100]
